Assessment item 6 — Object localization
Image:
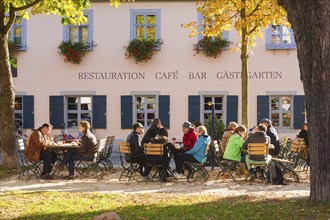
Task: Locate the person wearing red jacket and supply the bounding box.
[182,121,198,151]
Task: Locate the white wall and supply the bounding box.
[14,2,303,140]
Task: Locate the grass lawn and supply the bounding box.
[0,191,329,220]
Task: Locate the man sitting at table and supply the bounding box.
[25,123,57,180]
[242,124,272,179]
[141,118,162,146]
[57,121,97,179]
[150,127,174,182]
[126,123,150,178]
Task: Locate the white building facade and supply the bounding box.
[12,0,305,141]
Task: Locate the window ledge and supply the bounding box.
[15,45,27,51]
[266,43,296,50]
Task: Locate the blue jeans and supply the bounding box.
[62,149,93,175]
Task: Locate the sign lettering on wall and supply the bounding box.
[78,71,283,80]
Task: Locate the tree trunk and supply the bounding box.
[240,0,248,127]
[0,12,18,168]
[277,0,330,202]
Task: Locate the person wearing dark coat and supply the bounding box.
[150,127,173,182]
[297,123,309,146]
[260,118,280,156]
[126,123,149,177]
[243,124,272,172]
[141,118,162,146]
[59,121,97,179]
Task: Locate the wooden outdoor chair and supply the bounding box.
[100,136,115,171]
[17,138,43,178]
[81,138,107,179]
[117,141,140,181]
[245,143,270,182]
[184,140,211,182]
[144,143,173,181]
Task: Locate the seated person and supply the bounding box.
[25,123,57,180]
[141,118,162,146]
[260,118,280,156]
[173,126,210,178]
[222,125,247,165]
[297,122,309,147]
[149,127,174,181]
[242,124,272,177]
[58,121,97,179]
[220,122,239,154]
[170,121,198,155]
[126,123,149,177]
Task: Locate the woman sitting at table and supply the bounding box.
[150,128,174,182]
[57,120,97,179]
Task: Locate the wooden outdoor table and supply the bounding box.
[48,143,79,149]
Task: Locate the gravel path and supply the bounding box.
[0,168,310,199]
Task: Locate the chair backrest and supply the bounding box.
[105,136,115,157]
[247,143,269,158]
[95,138,106,160]
[298,138,307,148]
[290,140,300,152]
[118,141,131,154]
[213,140,220,154]
[17,138,26,151]
[144,143,164,157]
[201,140,212,164]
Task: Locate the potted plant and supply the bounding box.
[124,38,163,63]
[193,36,230,58]
[58,41,87,64]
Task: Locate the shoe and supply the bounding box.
[173,172,183,179]
[65,175,75,180]
[41,173,53,180]
[54,164,64,172]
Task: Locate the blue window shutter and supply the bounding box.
[50,96,64,129]
[121,96,133,129]
[92,95,106,129]
[23,95,34,128]
[159,95,170,129]
[257,96,269,124]
[188,96,200,123]
[294,95,305,129]
[226,96,238,126]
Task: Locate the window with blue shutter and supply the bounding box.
[15,95,34,128]
[257,96,269,124]
[226,96,238,126]
[202,96,224,123]
[293,95,305,129]
[23,96,34,129]
[92,95,106,129]
[197,12,230,49]
[270,95,293,128]
[121,96,133,129]
[50,96,64,129]
[266,24,296,50]
[8,16,27,50]
[159,95,170,129]
[130,9,161,49]
[63,10,94,50]
[188,96,200,123]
